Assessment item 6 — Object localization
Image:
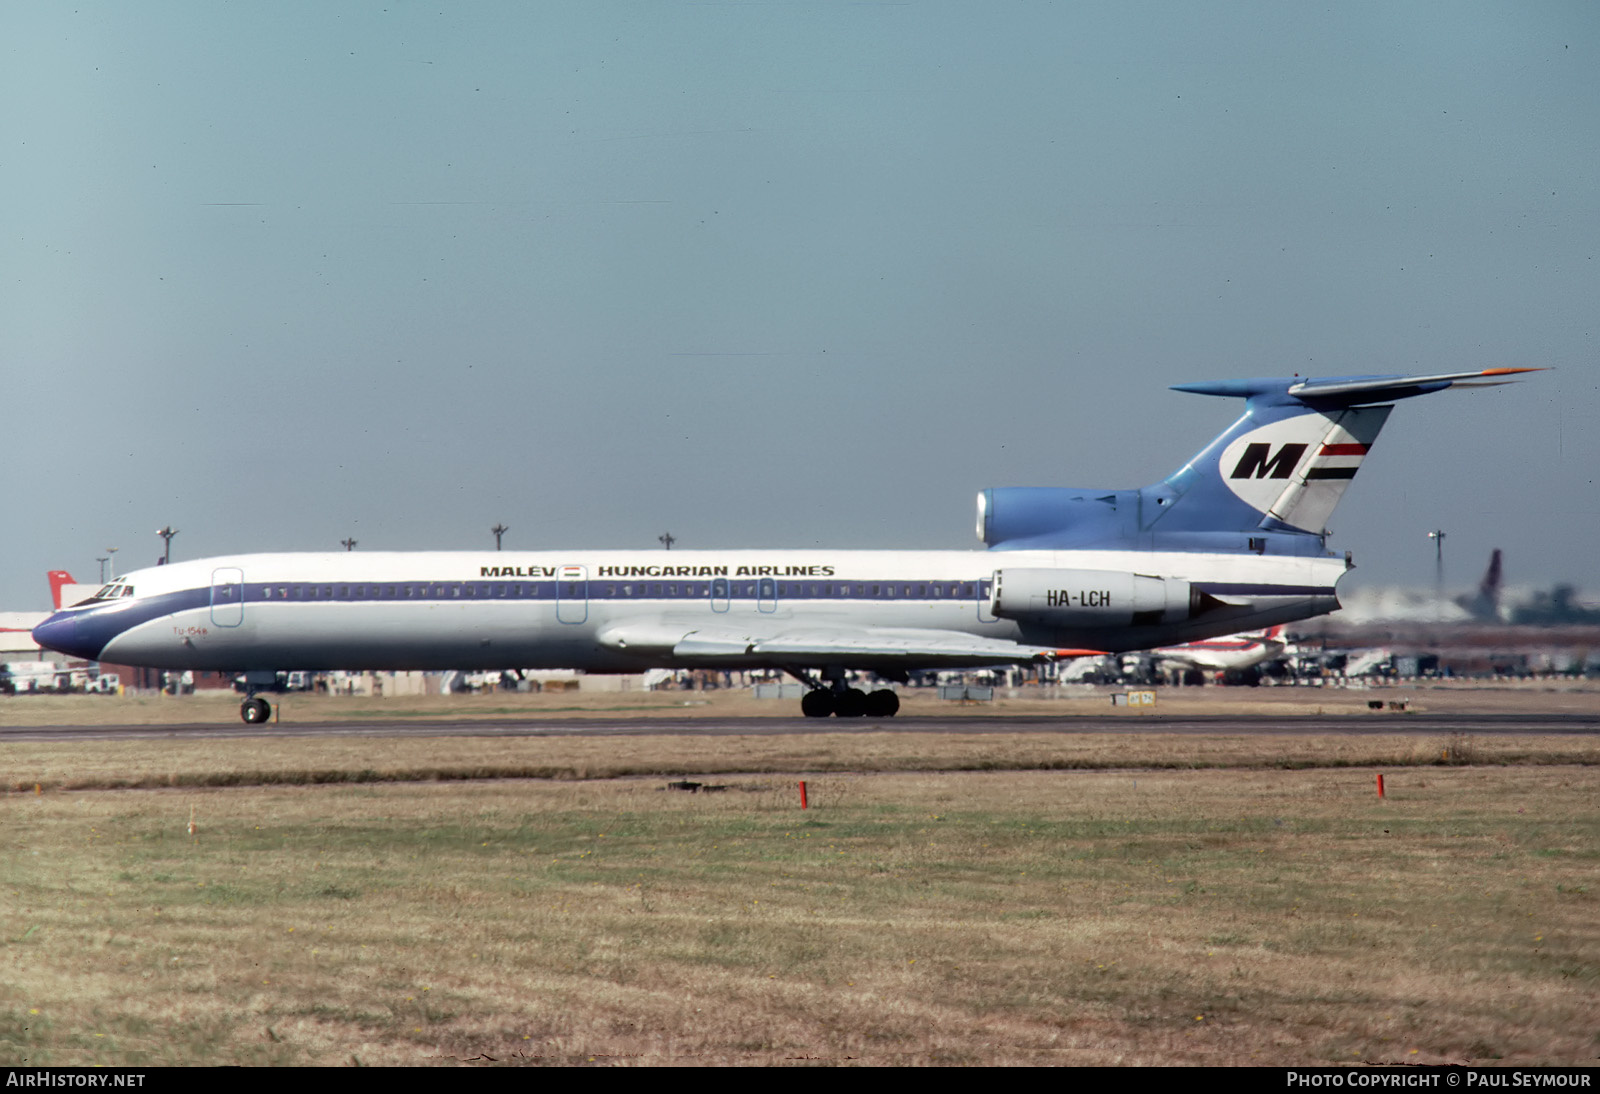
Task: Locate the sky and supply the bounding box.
[4,2,1597,611]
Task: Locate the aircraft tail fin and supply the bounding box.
[978,368,1539,552]
[47,571,77,611]
[1456,549,1505,621]
[1155,368,1543,539]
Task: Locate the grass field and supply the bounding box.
[2,726,1596,1066]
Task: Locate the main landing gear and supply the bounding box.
[800,687,899,718]
[789,667,900,718]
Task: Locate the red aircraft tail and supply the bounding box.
[47,571,78,610]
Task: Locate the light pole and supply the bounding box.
[106,547,119,580]
[658,532,675,551]
[97,557,109,583]
[157,526,178,566]
[341,538,358,552]
[492,523,508,551]
[1428,529,1446,622]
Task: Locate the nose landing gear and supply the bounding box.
[241,696,272,724]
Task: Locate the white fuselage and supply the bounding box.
[40,548,1346,674]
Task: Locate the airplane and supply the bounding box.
[32,367,1538,723]
[1152,625,1289,680]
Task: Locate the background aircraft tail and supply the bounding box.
[48,571,78,610]
[1455,549,1505,622]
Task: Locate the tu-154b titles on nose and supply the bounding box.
[33,368,1538,722]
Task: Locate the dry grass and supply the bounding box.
[1,731,1597,795]
[1,736,1596,1066]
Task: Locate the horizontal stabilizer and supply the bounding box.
[1172,367,1544,406]
[1286,367,1544,401]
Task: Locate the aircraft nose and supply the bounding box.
[32,612,92,659]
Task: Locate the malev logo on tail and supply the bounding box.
[1219,406,1392,533]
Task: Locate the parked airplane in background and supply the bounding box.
[33,368,1537,722]
[1153,625,1289,678]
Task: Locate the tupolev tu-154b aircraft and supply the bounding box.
[33,368,1537,722]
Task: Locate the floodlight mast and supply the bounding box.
[1429,529,1447,623]
[492,524,508,551]
[157,527,178,566]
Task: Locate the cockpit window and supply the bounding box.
[88,583,135,601]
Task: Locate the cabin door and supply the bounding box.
[557,565,588,624]
[211,568,244,627]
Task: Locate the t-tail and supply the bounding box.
[977,368,1541,555]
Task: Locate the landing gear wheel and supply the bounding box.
[241,697,272,724]
[865,689,900,718]
[833,688,868,718]
[800,689,835,718]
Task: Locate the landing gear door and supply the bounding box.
[211,567,244,627]
[557,565,588,624]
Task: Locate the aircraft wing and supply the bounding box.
[597,621,1097,669]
